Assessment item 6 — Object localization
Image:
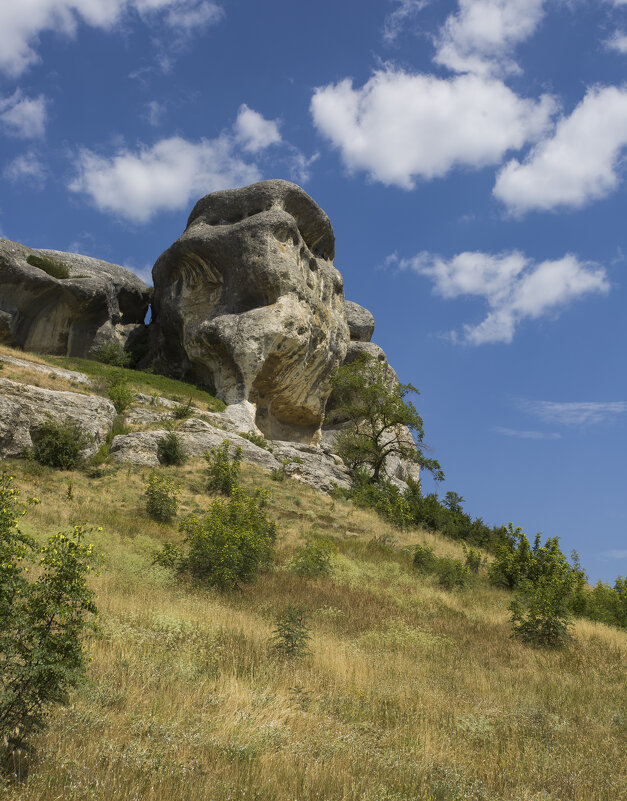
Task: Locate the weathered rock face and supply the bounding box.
[0,378,115,458]
[345,300,375,343]
[0,239,150,356]
[150,180,350,444]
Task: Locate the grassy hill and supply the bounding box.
[0,347,625,800]
[2,454,625,801]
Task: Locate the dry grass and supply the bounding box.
[2,458,625,801]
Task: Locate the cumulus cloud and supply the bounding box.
[0,0,223,76]
[494,85,627,214]
[391,249,609,344]
[234,104,282,153]
[493,427,561,440]
[383,0,428,44]
[69,135,260,223]
[311,69,555,189]
[68,106,287,222]
[434,0,546,76]
[0,91,47,138]
[606,31,627,53]
[4,151,47,184]
[520,400,627,426]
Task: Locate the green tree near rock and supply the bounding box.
[327,354,444,484]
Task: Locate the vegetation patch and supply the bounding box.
[26,254,70,280]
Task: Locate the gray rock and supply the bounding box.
[345,300,375,342]
[110,417,351,493]
[0,238,150,356]
[0,377,115,458]
[149,179,349,445]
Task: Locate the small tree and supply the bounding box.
[270,605,311,659]
[327,354,444,484]
[0,474,100,769]
[32,418,91,470]
[145,471,180,522]
[205,440,242,496]
[174,487,276,590]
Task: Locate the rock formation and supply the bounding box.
[149,180,349,444]
[0,239,150,356]
[0,377,115,458]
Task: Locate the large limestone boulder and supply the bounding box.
[0,378,115,458]
[0,238,150,356]
[150,180,350,444]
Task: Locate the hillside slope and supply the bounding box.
[2,446,625,801]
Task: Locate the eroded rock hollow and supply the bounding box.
[150,180,350,444]
[0,239,150,357]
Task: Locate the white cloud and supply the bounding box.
[69,135,261,223]
[0,0,223,76]
[493,427,561,440]
[599,550,627,560]
[383,0,428,44]
[606,31,627,54]
[521,400,627,425]
[234,104,282,153]
[494,85,627,214]
[3,151,47,183]
[392,249,609,344]
[288,150,319,184]
[0,91,47,138]
[434,0,546,76]
[145,100,166,126]
[311,69,555,189]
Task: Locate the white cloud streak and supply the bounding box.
[494,85,627,214]
[599,550,627,560]
[3,151,47,183]
[0,91,47,138]
[434,0,546,76]
[521,400,627,426]
[0,0,223,76]
[311,69,555,189]
[494,427,561,440]
[383,0,428,43]
[234,104,282,153]
[391,249,610,344]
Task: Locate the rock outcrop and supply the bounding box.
[149,180,350,444]
[0,239,150,356]
[0,377,115,458]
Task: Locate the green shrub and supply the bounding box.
[508,536,582,647]
[173,487,276,590]
[413,544,438,573]
[289,538,334,578]
[145,471,180,522]
[435,557,471,590]
[0,474,100,770]
[585,577,627,628]
[90,341,131,367]
[348,472,412,530]
[462,543,483,573]
[32,418,91,470]
[205,440,242,495]
[173,397,194,419]
[270,605,311,659]
[26,254,70,279]
[106,374,135,414]
[157,431,187,466]
[239,431,273,451]
[152,541,182,570]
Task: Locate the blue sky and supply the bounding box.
[0,0,625,582]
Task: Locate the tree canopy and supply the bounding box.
[326,354,444,484]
